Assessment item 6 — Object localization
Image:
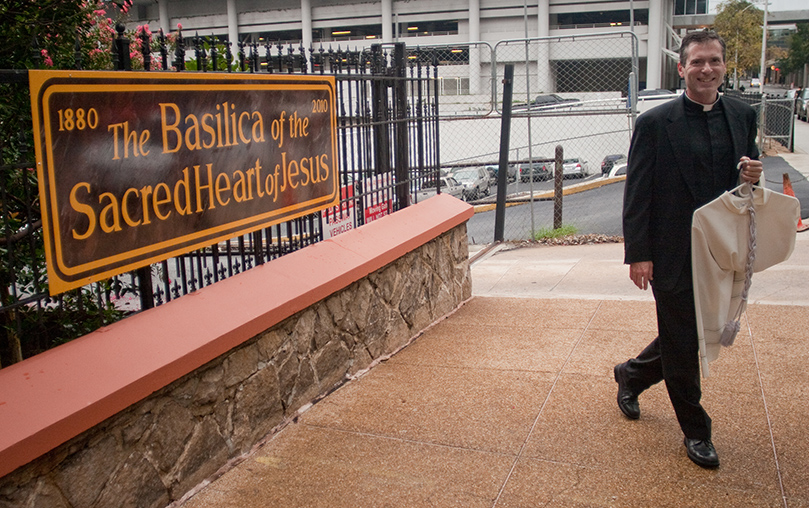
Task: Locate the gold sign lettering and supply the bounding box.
[29,70,338,294]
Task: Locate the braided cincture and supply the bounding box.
[720,182,756,347]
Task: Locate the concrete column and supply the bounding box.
[646,0,662,89]
[469,0,481,94]
[227,0,239,54]
[382,0,393,43]
[301,0,312,71]
[536,0,551,93]
[469,0,480,40]
[158,0,169,33]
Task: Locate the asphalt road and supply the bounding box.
[467,155,809,244]
[467,178,624,244]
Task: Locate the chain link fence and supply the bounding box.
[427,33,639,243]
[725,91,797,154]
[760,96,798,152]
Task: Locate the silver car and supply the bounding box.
[797,88,809,122]
[560,158,589,179]
[415,176,465,201]
[451,167,491,201]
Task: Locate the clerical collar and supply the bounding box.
[684,92,721,111]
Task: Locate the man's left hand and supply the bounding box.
[739,156,763,184]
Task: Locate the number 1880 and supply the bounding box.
[57,108,99,131]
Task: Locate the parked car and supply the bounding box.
[513,94,579,111]
[560,158,589,179]
[797,88,809,122]
[607,161,628,178]
[638,88,667,96]
[531,94,580,108]
[519,162,550,182]
[484,166,497,187]
[600,154,627,176]
[415,176,464,201]
[451,166,490,201]
[637,88,678,101]
[486,164,517,183]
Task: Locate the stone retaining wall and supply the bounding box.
[0,224,470,508]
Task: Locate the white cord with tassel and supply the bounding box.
[719,175,757,347]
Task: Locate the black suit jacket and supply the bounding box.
[623,94,759,292]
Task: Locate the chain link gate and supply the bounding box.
[758,96,797,154]
[724,90,798,153]
[424,33,639,244]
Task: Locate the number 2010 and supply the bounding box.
[57,108,99,131]
[312,99,328,113]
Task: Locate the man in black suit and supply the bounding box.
[616,30,763,468]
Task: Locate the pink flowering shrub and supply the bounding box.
[40,49,54,67]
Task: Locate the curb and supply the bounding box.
[472,175,626,213]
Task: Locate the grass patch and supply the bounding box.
[532,225,578,241]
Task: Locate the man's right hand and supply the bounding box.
[629,261,653,290]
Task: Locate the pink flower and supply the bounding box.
[41,50,54,67]
[177,23,182,30]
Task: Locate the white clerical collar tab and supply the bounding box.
[685,92,720,111]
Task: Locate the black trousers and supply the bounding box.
[623,284,712,440]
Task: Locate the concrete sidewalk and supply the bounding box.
[176,153,809,507]
[177,230,809,508]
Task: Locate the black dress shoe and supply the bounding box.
[684,438,720,468]
[614,363,640,419]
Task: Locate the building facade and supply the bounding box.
[126,0,804,93]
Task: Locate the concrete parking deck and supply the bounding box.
[176,156,809,508]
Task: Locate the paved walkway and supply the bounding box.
[177,158,809,508]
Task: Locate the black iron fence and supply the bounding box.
[0,30,441,367]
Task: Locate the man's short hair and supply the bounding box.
[679,31,726,66]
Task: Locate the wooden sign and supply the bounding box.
[29,70,338,294]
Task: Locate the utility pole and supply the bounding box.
[758,0,769,150]
[758,0,768,87]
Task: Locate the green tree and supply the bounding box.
[1,0,140,367]
[1,0,95,69]
[713,0,763,89]
[778,22,809,77]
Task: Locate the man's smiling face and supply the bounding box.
[678,40,727,104]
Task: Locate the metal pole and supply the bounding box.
[523,0,535,235]
[759,0,768,89]
[759,93,767,151]
[630,0,634,32]
[392,43,410,209]
[757,0,769,150]
[553,145,563,229]
[137,267,154,309]
[494,64,515,242]
[629,71,637,131]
